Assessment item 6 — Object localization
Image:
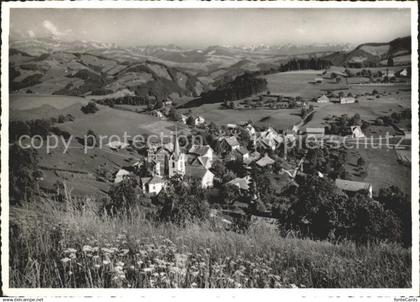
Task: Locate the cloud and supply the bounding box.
[43,20,66,36]
[296,28,306,34]
[27,30,35,38]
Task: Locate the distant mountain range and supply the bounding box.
[9,36,411,100]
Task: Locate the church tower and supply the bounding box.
[168,131,186,178]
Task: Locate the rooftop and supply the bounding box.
[335,179,372,192]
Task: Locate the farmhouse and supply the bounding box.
[339,97,356,104]
[194,116,205,126]
[180,114,188,124]
[317,95,329,103]
[186,166,214,188]
[141,175,166,195]
[189,145,214,162]
[398,68,408,77]
[151,110,164,118]
[114,169,131,184]
[350,126,365,138]
[231,146,250,162]
[218,136,240,153]
[256,154,275,168]
[187,155,212,170]
[335,179,373,198]
[314,77,323,83]
[245,123,256,138]
[305,127,325,138]
[227,176,251,191]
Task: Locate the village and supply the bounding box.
[107,73,411,226]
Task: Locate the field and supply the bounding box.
[9,196,411,288]
[179,103,301,130]
[11,94,190,196]
[345,147,411,196]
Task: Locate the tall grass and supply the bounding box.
[9,195,411,288]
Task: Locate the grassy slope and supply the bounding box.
[9,197,411,288]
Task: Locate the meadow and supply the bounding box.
[9,194,411,288]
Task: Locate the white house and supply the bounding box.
[399,68,408,77]
[350,126,365,138]
[180,114,188,124]
[141,176,166,195]
[194,116,205,126]
[114,169,131,184]
[314,77,323,83]
[317,95,330,103]
[245,123,256,138]
[340,97,356,104]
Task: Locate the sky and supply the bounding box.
[9,8,411,48]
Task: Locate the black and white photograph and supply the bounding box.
[1,1,419,299]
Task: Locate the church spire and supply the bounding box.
[173,128,180,159]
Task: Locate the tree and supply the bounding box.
[85,129,98,147]
[357,157,366,166]
[9,144,40,204]
[279,176,349,240]
[387,56,394,67]
[155,99,163,109]
[107,178,142,213]
[169,107,182,121]
[81,101,99,114]
[378,186,411,247]
[157,176,209,225]
[186,116,195,126]
[58,114,66,123]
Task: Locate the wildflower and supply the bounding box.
[129,265,135,270]
[290,283,298,288]
[94,264,101,269]
[64,248,77,254]
[69,253,77,259]
[82,245,93,253]
[103,260,111,265]
[191,282,198,288]
[68,271,73,276]
[136,260,143,266]
[143,267,153,273]
[101,247,113,254]
[116,261,124,267]
[61,257,71,264]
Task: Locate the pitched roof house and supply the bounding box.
[114,169,131,183]
[340,97,356,104]
[141,175,166,195]
[227,176,251,191]
[350,126,365,138]
[317,95,330,103]
[256,154,275,167]
[188,145,214,162]
[335,179,373,198]
[186,166,214,188]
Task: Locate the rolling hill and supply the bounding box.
[9,48,204,100]
[322,36,411,66]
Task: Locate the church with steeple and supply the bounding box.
[168,132,186,178]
